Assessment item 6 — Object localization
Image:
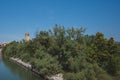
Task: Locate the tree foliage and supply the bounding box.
[2,25,120,80]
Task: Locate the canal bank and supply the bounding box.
[9,57,45,79]
[0,56,43,80]
[10,57,63,80]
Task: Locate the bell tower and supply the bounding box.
[25,33,30,42]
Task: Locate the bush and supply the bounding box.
[64,72,86,80]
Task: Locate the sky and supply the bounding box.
[0,0,120,43]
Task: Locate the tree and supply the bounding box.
[2,25,120,79]
[31,46,62,76]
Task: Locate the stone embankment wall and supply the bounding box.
[10,57,31,69]
[10,57,63,80]
[46,73,63,80]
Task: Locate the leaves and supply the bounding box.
[2,25,120,79]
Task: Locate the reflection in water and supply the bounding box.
[0,57,43,80]
[0,53,2,63]
[0,51,2,60]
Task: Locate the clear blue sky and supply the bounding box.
[0,0,120,43]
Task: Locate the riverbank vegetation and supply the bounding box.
[2,25,120,80]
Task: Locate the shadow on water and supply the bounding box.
[0,55,43,80]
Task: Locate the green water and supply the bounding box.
[0,56,43,80]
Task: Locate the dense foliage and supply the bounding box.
[2,25,120,80]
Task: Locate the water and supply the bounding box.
[0,56,43,80]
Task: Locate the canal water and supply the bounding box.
[0,56,43,80]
